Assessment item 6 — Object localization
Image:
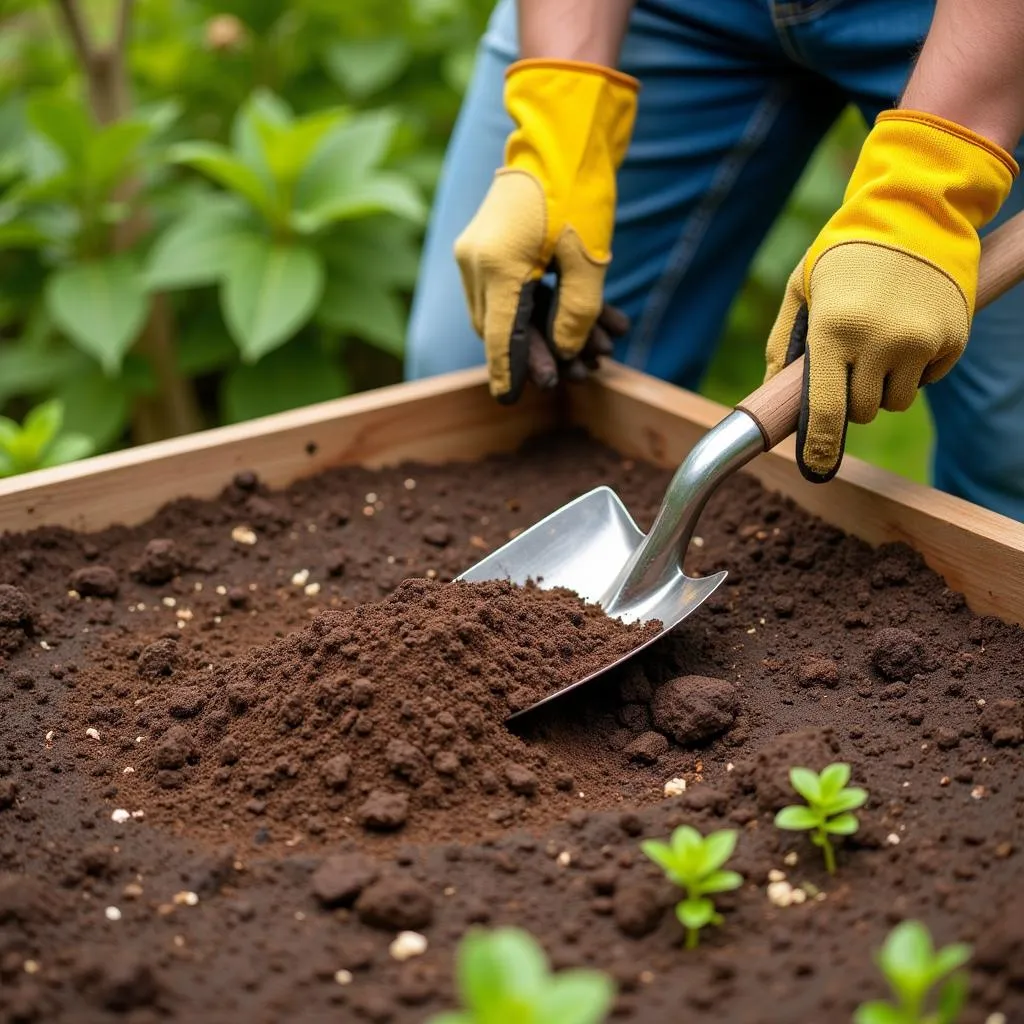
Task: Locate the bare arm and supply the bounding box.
[901,0,1024,151]
[517,0,636,66]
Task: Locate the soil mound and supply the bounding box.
[131,578,659,840]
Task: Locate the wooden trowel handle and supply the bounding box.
[735,209,1024,451]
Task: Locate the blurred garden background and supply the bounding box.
[0,0,932,480]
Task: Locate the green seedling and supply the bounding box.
[0,400,93,478]
[854,920,972,1024]
[774,762,868,874]
[429,926,615,1024]
[641,825,743,949]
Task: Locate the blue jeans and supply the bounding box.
[406,0,1024,521]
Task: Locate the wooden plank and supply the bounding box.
[0,368,555,536]
[570,362,1024,625]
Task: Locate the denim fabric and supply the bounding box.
[405,0,1024,520]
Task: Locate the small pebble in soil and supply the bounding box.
[105,906,122,921]
[663,777,687,797]
[388,931,427,962]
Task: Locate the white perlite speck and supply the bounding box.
[231,525,257,545]
[173,891,199,906]
[85,728,100,741]
[886,833,901,846]
[111,809,131,824]
[104,906,122,921]
[767,881,799,908]
[556,850,572,867]
[663,778,687,797]
[304,582,321,597]
[389,932,427,961]
[985,1014,1007,1024]
[291,569,310,586]
[334,970,353,986]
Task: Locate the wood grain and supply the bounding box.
[570,362,1024,625]
[0,369,555,535]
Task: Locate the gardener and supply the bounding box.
[404,0,1024,520]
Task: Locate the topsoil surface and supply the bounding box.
[0,430,1022,1024]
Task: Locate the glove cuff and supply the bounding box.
[809,108,1018,309]
[877,109,1019,178]
[501,58,638,262]
[506,58,640,94]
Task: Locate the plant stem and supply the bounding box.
[685,929,699,951]
[53,0,203,443]
[818,830,836,875]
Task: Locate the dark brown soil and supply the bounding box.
[1,430,1022,1023]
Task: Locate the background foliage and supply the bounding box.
[0,0,931,481]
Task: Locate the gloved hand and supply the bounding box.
[454,58,639,403]
[765,110,1017,482]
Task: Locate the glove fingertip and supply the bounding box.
[795,349,849,485]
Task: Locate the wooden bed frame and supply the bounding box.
[2,362,1023,624]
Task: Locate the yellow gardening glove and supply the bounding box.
[454,58,638,403]
[765,110,1017,482]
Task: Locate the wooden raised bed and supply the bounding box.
[2,361,1023,623]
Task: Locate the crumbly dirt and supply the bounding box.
[0,430,1022,1023]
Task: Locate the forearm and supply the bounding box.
[517,0,635,67]
[901,0,1024,152]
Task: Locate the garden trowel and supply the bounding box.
[458,210,1024,720]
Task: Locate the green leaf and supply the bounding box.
[640,840,677,880]
[45,257,148,375]
[0,220,49,249]
[457,928,547,1014]
[936,972,969,1024]
[86,120,152,195]
[789,767,823,805]
[824,812,860,836]
[170,142,277,221]
[293,173,425,234]
[668,826,706,881]
[20,398,62,450]
[318,279,407,356]
[932,943,972,982]
[0,343,88,403]
[774,805,819,831]
[144,201,257,290]
[40,432,94,468]
[221,235,325,362]
[700,829,738,874]
[879,921,934,985]
[823,787,869,816]
[818,763,851,799]
[535,971,615,1024]
[258,110,346,190]
[231,89,292,178]
[325,217,422,288]
[852,1002,904,1024]
[55,367,133,450]
[323,38,411,99]
[26,93,92,165]
[676,897,715,932]
[296,110,403,206]
[221,337,347,423]
[700,869,743,895]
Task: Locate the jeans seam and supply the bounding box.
[622,80,793,374]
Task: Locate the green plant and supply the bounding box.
[429,926,615,1024]
[640,825,742,949]
[854,920,972,1024]
[774,762,868,874]
[0,398,93,476]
